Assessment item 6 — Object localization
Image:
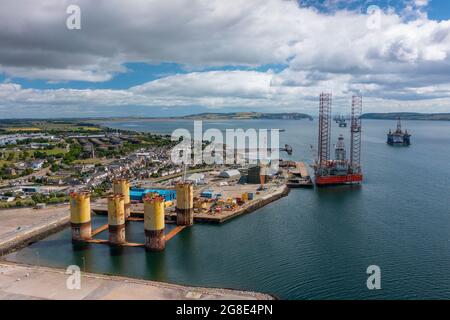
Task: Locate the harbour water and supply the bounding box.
[6,119,450,299]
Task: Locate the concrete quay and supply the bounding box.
[0,205,70,255]
[0,262,274,300]
[92,184,290,224]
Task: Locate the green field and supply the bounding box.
[0,160,11,166]
[73,158,103,164]
[5,127,42,132]
[0,148,67,163]
[0,120,105,133]
[34,148,67,155]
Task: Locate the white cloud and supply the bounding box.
[0,0,450,114]
[414,0,429,8]
[2,69,450,115]
[0,0,304,80]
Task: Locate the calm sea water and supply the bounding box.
[6,119,450,299]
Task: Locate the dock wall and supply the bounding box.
[0,215,70,256]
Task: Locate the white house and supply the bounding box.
[31,160,45,171]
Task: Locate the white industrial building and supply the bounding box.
[186,173,206,185]
[219,169,241,178]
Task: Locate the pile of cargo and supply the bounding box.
[193,191,256,215]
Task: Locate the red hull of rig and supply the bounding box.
[315,174,363,185]
[314,93,363,186]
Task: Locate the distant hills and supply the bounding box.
[180,112,313,120]
[361,112,450,121]
[3,112,449,123]
[0,112,313,123]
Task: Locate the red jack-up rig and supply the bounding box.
[314,93,363,186]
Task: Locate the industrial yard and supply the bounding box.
[0,158,302,252]
[91,168,292,224]
[65,164,292,254]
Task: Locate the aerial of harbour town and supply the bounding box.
[1,0,450,311]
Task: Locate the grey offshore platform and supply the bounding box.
[387,118,411,146]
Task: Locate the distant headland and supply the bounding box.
[179,112,313,120]
[361,112,450,121]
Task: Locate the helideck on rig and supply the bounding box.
[313,93,363,186]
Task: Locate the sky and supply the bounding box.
[1,0,450,118]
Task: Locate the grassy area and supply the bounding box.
[1,148,67,162]
[34,148,67,155]
[79,126,101,131]
[0,199,35,208]
[33,124,102,131]
[0,160,11,166]
[5,127,42,132]
[0,120,105,133]
[0,196,69,208]
[0,151,20,162]
[73,158,103,164]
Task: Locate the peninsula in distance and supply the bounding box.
[2,112,450,124]
[361,112,450,121]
